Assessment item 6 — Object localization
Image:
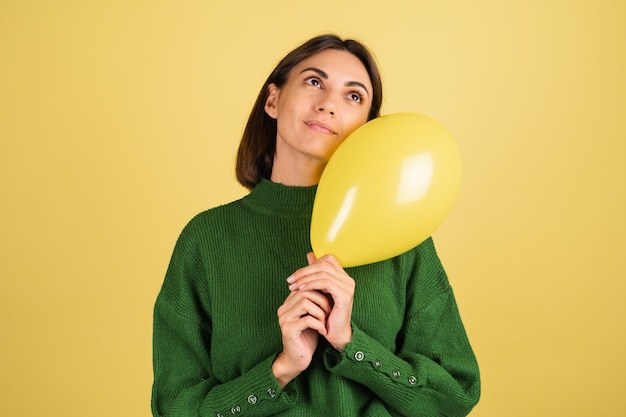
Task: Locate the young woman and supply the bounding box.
[152,34,480,417]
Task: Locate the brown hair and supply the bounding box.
[235,34,383,189]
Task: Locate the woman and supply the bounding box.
[152,34,480,417]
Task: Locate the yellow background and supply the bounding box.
[1,1,624,416]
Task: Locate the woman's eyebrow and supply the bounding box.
[300,67,329,79]
[345,81,369,96]
[300,67,370,96]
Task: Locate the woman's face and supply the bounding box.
[265,49,373,170]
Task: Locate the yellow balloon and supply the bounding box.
[311,112,462,267]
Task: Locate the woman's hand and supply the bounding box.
[273,286,332,387]
[287,253,355,352]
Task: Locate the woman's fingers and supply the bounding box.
[279,289,332,316]
[306,252,317,266]
[286,254,355,352]
[283,313,326,336]
[278,290,332,334]
[287,254,354,299]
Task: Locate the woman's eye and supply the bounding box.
[348,92,362,103]
[305,77,322,88]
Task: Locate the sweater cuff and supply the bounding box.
[323,323,426,390]
[201,355,298,416]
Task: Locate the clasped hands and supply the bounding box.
[272,252,355,387]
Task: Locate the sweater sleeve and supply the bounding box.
[151,220,298,417]
[323,238,480,416]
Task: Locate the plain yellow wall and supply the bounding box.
[1,1,624,416]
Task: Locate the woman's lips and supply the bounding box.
[305,120,336,135]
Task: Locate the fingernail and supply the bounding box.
[286,275,295,283]
[288,283,297,291]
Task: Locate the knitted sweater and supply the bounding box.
[152,179,480,417]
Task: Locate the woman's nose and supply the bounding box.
[316,93,336,115]
[318,106,335,115]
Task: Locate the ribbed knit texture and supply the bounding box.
[152,179,480,417]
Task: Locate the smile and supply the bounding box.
[305,120,336,135]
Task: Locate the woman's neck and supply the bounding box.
[270,155,326,187]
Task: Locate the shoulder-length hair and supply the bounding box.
[235,34,383,189]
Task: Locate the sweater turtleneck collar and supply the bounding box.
[243,178,318,217]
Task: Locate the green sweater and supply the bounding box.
[152,179,480,417]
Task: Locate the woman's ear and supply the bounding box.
[264,83,279,119]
